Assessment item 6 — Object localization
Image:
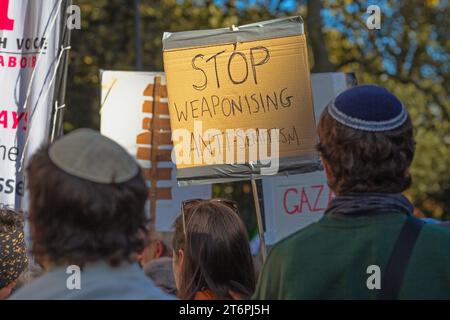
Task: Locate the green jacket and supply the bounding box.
[254,213,450,299]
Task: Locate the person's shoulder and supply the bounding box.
[439,221,450,230]
[136,274,177,300]
[11,263,176,300]
[102,263,176,300]
[424,223,450,238]
[266,221,321,260]
[422,224,450,243]
[9,270,61,300]
[416,222,450,258]
[253,222,322,299]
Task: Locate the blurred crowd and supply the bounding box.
[1,85,450,300]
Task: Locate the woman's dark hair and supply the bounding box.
[26,145,148,267]
[172,201,256,300]
[317,107,415,195]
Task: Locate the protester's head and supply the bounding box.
[0,208,28,300]
[138,231,176,295]
[26,129,148,268]
[317,85,415,195]
[172,199,256,300]
[138,231,173,267]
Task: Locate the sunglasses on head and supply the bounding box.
[181,198,239,235]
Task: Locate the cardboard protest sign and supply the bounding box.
[262,73,357,245]
[0,0,67,209]
[100,71,211,232]
[163,16,320,185]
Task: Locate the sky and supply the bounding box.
[210,0,448,80]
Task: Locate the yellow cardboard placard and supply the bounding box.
[164,34,317,171]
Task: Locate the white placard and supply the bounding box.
[100,71,211,232]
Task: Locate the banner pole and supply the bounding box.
[251,178,267,261]
[52,0,72,140]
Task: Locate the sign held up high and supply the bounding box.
[163,16,320,185]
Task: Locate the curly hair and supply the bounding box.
[317,107,415,195]
[26,145,149,267]
[0,208,25,232]
[0,208,28,288]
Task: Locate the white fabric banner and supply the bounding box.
[0,0,65,208]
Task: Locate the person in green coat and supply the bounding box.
[254,85,450,300]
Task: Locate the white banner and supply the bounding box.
[100,71,211,232]
[0,0,65,208]
[262,73,357,245]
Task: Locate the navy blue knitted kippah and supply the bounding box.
[327,85,408,132]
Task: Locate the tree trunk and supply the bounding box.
[306,0,335,72]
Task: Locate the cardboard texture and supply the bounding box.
[163,16,320,185]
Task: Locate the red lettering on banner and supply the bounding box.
[12,111,25,129]
[20,57,27,68]
[284,188,298,214]
[299,188,313,213]
[0,0,14,31]
[0,110,7,128]
[282,184,334,215]
[8,56,15,67]
[22,112,27,131]
[311,184,326,211]
[0,55,38,69]
[0,110,28,131]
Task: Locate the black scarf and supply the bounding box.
[325,193,414,217]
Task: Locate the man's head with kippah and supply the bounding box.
[25,129,149,268]
[327,84,408,132]
[317,85,415,195]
